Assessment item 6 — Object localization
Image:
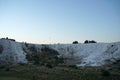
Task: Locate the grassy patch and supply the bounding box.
[0,65,120,80]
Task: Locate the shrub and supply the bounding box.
[84,40,89,44]
[89,40,97,43]
[41,47,59,56]
[0,65,5,69]
[26,46,62,67]
[101,69,110,76]
[84,40,97,43]
[68,65,78,69]
[5,68,10,71]
[9,39,16,42]
[33,57,40,65]
[57,57,64,64]
[25,42,28,47]
[5,37,16,41]
[46,63,53,68]
[73,41,78,44]
[32,74,39,80]
[18,63,26,66]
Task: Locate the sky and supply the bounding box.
[0,0,120,44]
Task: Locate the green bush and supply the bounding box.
[72,41,78,44]
[0,65,5,69]
[68,65,78,69]
[5,68,10,71]
[46,63,53,68]
[18,63,26,66]
[26,46,63,67]
[101,69,110,76]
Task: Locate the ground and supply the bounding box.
[0,65,120,80]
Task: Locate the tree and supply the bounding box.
[6,37,8,39]
[84,40,89,44]
[101,69,110,76]
[84,40,97,43]
[72,41,78,44]
[25,46,62,66]
[89,40,97,43]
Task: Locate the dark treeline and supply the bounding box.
[1,37,16,42]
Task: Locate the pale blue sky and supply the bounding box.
[0,0,120,44]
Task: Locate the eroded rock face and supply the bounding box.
[0,39,27,65]
[0,39,120,67]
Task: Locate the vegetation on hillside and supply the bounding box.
[23,44,64,67]
[0,65,120,80]
[84,40,97,43]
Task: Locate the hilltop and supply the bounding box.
[0,38,120,67]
